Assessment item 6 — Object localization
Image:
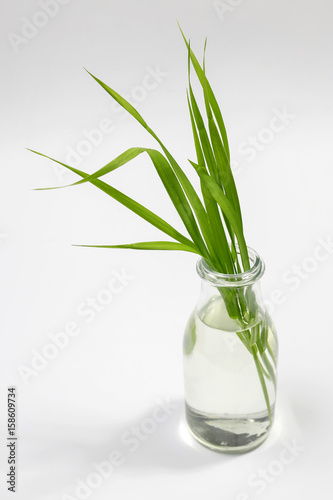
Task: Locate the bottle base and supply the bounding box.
[185,403,273,454]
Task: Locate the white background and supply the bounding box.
[1,0,332,498]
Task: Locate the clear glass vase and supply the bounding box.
[183,248,278,453]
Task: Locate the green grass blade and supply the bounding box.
[267,343,278,368]
[145,149,210,258]
[186,72,235,273]
[74,241,201,254]
[260,350,277,389]
[65,147,146,187]
[188,79,242,268]
[186,93,205,168]
[28,150,199,250]
[63,145,206,255]
[85,70,211,261]
[190,87,241,262]
[187,102,233,272]
[200,181,234,272]
[187,77,241,271]
[252,346,272,424]
[45,143,210,261]
[191,164,250,270]
[188,86,218,181]
[187,92,230,271]
[200,47,242,226]
[85,69,149,129]
[156,148,213,262]
[178,23,230,160]
[188,84,240,271]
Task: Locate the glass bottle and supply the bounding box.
[183,247,278,453]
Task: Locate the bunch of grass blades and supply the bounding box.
[30,27,277,426]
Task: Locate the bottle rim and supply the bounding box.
[196,246,265,287]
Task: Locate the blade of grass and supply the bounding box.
[191,163,250,271]
[186,50,233,271]
[252,346,272,424]
[187,92,234,273]
[178,23,230,161]
[201,43,243,271]
[201,46,242,225]
[187,63,242,272]
[70,146,207,256]
[84,68,149,129]
[146,149,211,260]
[28,150,199,251]
[260,350,277,389]
[41,143,211,261]
[184,28,244,273]
[188,84,239,260]
[74,241,201,254]
[61,147,146,188]
[84,70,213,262]
[188,86,218,181]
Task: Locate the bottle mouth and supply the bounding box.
[196,246,265,287]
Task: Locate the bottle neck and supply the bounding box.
[196,247,266,328]
[196,246,265,289]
